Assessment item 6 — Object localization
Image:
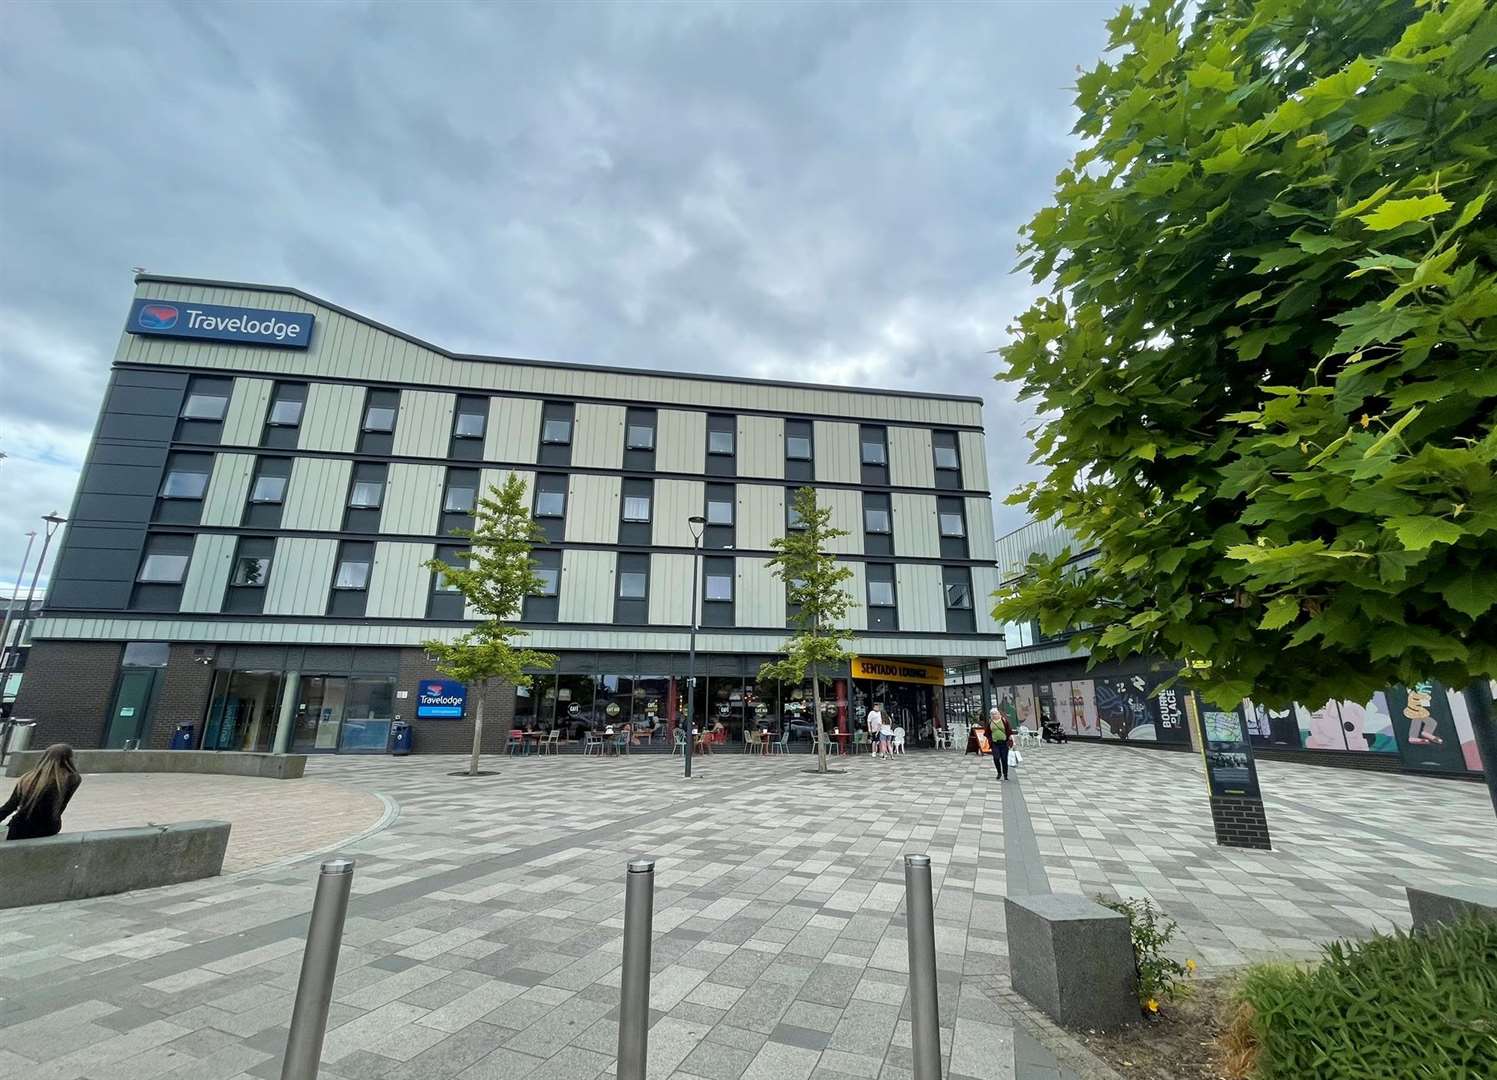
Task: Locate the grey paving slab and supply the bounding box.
[7,750,1486,1080]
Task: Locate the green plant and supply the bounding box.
[422,473,556,776]
[1230,918,1497,1079]
[995,0,1497,711]
[759,486,855,774]
[1097,895,1196,1013]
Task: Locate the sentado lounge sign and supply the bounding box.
[127,299,314,348]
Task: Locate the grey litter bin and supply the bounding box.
[7,720,35,756]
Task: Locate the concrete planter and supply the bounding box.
[0,820,230,908]
[5,750,306,780]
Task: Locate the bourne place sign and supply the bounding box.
[127,299,314,348]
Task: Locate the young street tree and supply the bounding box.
[422,474,556,777]
[760,486,855,774]
[995,2,1496,783]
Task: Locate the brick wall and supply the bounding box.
[9,641,123,749]
[146,645,220,748]
[395,649,515,755]
[1208,795,1273,850]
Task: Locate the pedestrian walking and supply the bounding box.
[866,703,886,758]
[1,743,82,841]
[989,707,1014,781]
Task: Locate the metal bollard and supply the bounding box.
[616,858,655,1080]
[905,854,942,1080]
[281,859,355,1080]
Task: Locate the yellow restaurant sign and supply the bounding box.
[850,657,945,686]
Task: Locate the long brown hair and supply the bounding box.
[17,743,79,813]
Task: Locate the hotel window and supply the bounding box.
[359,389,399,454]
[159,463,209,500]
[233,556,271,587]
[428,544,467,620]
[362,402,396,433]
[261,382,308,449]
[938,496,968,558]
[453,397,487,439]
[344,463,387,532]
[943,566,976,634]
[786,501,806,532]
[624,407,657,472]
[619,478,653,544]
[224,537,275,615]
[863,492,893,556]
[267,386,305,427]
[181,386,229,422]
[154,453,213,526]
[702,556,735,627]
[175,377,233,443]
[705,483,736,550]
[860,425,888,485]
[615,553,650,625]
[933,430,962,490]
[243,457,292,528]
[329,541,373,617]
[441,468,480,535]
[451,396,488,460]
[706,414,736,477]
[250,473,287,503]
[137,550,189,584]
[533,474,567,543]
[525,550,561,622]
[131,533,193,612]
[538,402,575,466]
[705,488,735,526]
[865,563,898,630]
[785,420,814,482]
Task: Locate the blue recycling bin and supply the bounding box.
[390,721,412,756]
[171,723,196,750]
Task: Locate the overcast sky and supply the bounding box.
[0,0,1112,590]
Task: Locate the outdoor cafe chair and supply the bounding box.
[541,729,560,755]
[770,729,789,754]
[507,731,527,756]
[582,732,605,756]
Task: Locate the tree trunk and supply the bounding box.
[812,661,828,774]
[469,683,485,777]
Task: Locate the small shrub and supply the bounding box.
[1097,895,1195,1014]
[1231,918,1497,1080]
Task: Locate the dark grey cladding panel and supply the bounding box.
[72,492,156,525]
[47,578,134,610]
[53,543,141,584]
[89,441,171,467]
[104,383,184,418]
[80,462,164,498]
[57,525,146,551]
[114,368,190,391]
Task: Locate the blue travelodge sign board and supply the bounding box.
[126,299,314,348]
[416,679,467,719]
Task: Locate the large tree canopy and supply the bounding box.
[996,0,1497,708]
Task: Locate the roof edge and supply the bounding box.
[132,274,988,407]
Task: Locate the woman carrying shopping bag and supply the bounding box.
[988,707,1014,781]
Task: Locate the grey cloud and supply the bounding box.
[0,0,1111,583]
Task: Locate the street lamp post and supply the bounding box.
[0,531,38,675]
[0,514,64,688]
[685,515,706,780]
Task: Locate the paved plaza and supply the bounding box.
[2,743,1494,1080]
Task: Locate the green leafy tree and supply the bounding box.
[996,2,1497,721]
[423,474,556,776]
[759,487,855,773]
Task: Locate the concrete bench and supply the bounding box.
[1407,884,1497,932]
[0,820,230,909]
[1005,893,1138,1030]
[5,750,305,780]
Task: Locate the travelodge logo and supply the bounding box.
[137,304,180,330]
[416,679,467,719]
[126,297,315,349]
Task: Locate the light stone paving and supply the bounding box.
[1,744,1490,1079]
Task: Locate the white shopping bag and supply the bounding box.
[1011,749,1023,766]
